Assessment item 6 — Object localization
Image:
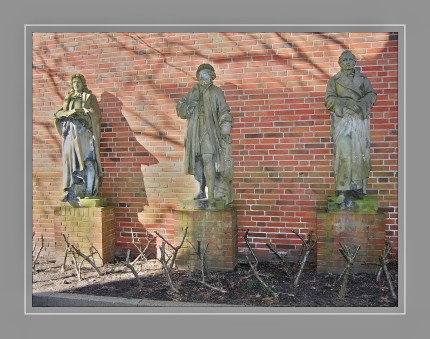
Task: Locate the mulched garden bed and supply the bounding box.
[32,257,398,307]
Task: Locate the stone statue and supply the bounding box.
[325,50,377,209]
[177,64,233,208]
[54,73,103,205]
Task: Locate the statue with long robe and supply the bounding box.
[177,64,233,208]
[325,50,377,209]
[54,73,102,204]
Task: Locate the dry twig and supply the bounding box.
[378,240,397,300]
[188,240,210,281]
[244,229,258,269]
[243,230,277,298]
[246,256,278,298]
[155,227,188,272]
[61,233,80,277]
[123,249,143,288]
[61,233,102,280]
[266,241,290,272]
[292,230,317,287]
[130,231,156,269]
[338,242,360,298]
[159,242,179,293]
[155,228,188,293]
[70,245,102,276]
[187,240,227,293]
[61,234,70,272]
[32,233,44,271]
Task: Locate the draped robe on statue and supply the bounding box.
[177,83,233,204]
[325,70,377,193]
[54,91,102,197]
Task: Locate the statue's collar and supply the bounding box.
[334,69,364,81]
[334,69,364,93]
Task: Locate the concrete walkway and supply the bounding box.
[32,292,239,308]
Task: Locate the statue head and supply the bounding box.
[196,63,216,82]
[70,73,90,93]
[338,50,357,72]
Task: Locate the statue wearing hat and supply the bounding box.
[177,64,233,208]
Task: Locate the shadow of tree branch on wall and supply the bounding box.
[32,31,399,259]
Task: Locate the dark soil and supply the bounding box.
[32,257,398,307]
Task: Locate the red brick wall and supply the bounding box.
[32,32,399,261]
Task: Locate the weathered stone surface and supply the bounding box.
[77,196,107,208]
[325,50,377,210]
[316,209,387,274]
[54,206,115,266]
[177,64,233,208]
[327,195,378,214]
[174,208,237,272]
[54,73,103,206]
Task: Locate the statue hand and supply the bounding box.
[350,103,361,114]
[222,134,232,143]
[325,98,336,110]
[73,108,85,115]
[55,110,67,119]
[345,99,361,113]
[177,98,191,119]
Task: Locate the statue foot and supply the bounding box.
[194,191,207,200]
[335,193,345,204]
[72,171,85,185]
[207,199,218,210]
[351,189,365,199]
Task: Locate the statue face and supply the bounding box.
[72,77,83,92]
[198,69,213,84]
[339,53,356,72]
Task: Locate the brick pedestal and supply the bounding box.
[54,205,115,266]
[174,208,237,272]
[316,209,387,274]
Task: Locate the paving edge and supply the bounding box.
[32,292,238,308]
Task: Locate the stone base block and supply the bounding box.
[316,209,387,274]
[77,196,108,208]
[54,206,115,267]
[174,208,237,272]
[327,195,378,213]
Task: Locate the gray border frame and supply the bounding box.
[25,24,405,315]
[4,0,429,336]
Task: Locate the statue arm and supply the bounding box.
[357,78,377,118]
[54,108,82,119]
[85,94,101,127]
[53,114,68,137]
[53,100,82,136]
[325,78,349,117]
[215,89,231,126]
[177,87,199,119]
[84,93,103,180]
[84,93,100,113]
[216,91,232,143]
[54,93,85,119]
